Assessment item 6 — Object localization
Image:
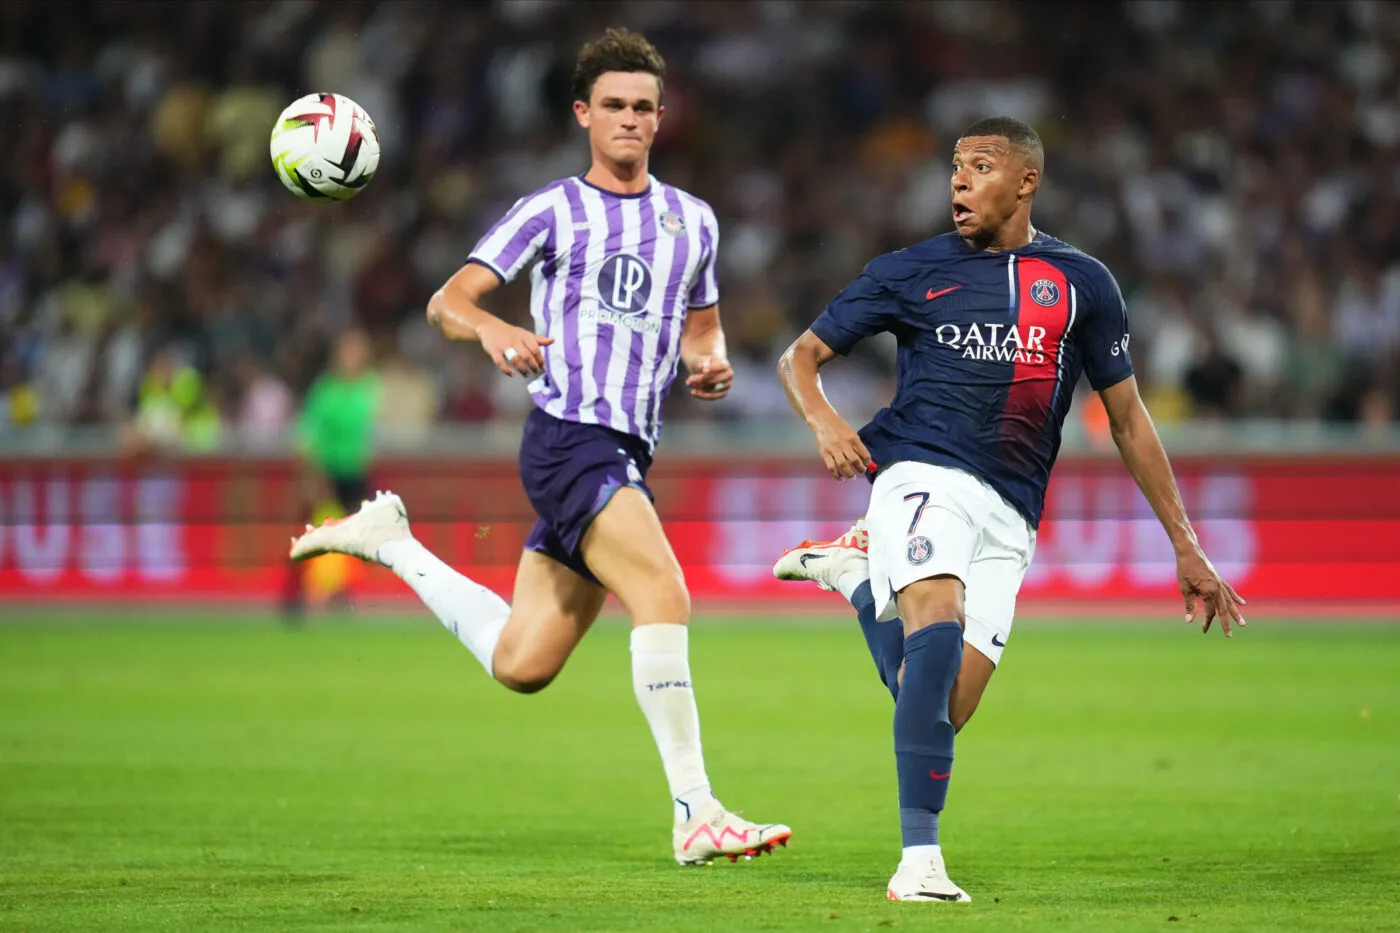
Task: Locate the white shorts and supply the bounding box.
[866,461,1036,666]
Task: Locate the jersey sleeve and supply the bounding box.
[809,261,899,356]
[1078,262,1135,391]
[687,204,720,309]
[467,189,558,284]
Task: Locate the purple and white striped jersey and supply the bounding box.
[467,175,719,452]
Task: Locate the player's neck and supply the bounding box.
[966,218,1037,253]
[582,156,651,195]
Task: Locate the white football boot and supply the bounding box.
[885,848,972,902]
[673,808,792,865]
[771,518,869,592]
[289,490,411,564]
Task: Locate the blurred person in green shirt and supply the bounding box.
[282,329,381,620]
[123,347,222,454]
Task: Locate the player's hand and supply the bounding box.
[478,320,553,377]
[685,356,733,400]
[1178,548,1247,637]
[812,413,871,480]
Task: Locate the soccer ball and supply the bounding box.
[269,92,380,202]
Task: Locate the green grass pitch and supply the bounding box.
[2,611,1398,932]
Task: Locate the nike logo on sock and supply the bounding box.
[929,769,951,780]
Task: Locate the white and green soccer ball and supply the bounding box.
[270,92,380,202]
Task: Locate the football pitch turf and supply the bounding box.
[1,612,1397,932]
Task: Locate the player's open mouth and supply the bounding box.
[952,203,974,224]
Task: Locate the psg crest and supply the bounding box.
[906,535,934,565]
[659,211,686,237]
[1030,278,1060,306]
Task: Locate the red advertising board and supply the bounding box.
[2,455,1398,610]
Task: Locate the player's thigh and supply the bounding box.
[493,549,608,692]
[867,462,979,630]
[579,487,689,626]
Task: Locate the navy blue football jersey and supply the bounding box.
[810,231,1133,527]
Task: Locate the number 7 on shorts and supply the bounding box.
[903,492,930,536]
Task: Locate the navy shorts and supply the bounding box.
[518,407,654,584]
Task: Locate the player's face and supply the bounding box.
[950,136,1036,244]
[573,71,663,167]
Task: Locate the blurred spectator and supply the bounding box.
[0,353,39,428]
[128,346,221,452]
[234,355,296,449]
[2,0,1398,447]
[375,347,440,441]
[1182,328,1246,421]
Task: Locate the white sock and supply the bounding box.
[837,570,868,603]
[901,843,942,866]
[630,624,720,823]
[378,537,508,676]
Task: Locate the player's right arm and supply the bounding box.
[779,263,898,480]
[777,331,871,480]
[426,263,552,378]
[428,188,560,377]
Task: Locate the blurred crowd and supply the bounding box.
[2,0,1399,451]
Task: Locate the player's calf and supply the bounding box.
[289,491,517,680]
[581,487,793,859]
[887,576,965,892]
[774,519,905,696]
[949,644,996,732]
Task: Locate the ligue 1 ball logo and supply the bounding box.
[906,536,934,565]
[1030,279,1060,306]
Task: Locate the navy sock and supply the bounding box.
[851,581,905,700]
[893,622,962,847]
[900,807,940,848]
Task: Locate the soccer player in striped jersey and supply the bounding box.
[290,28,790,865]
[773,118,1245,901]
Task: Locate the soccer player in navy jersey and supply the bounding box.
[289,28,790,866]
[773,117,1245,901]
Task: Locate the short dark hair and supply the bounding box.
[962,116,1044,168]
[571,28,665,104]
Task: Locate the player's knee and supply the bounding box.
[898,576,966,632]
[618,571,690,625]
[496,670,554,694]
[491,639,563,695]
[494,660,558,694]
[950,703,976,733]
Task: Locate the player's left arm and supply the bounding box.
[679,305,732,400]
[1084,265,1246,636]
[679,207,731,401]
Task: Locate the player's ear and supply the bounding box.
[573,99,591,129]
[1020,168,1039,201]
